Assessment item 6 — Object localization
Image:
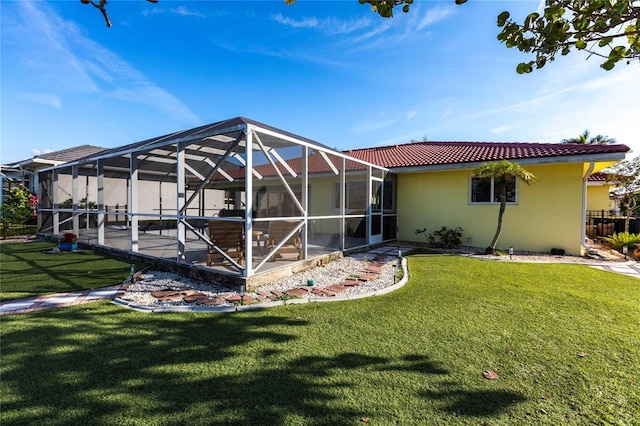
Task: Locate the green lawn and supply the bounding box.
[0,242,140,301]
[1,249,638,425]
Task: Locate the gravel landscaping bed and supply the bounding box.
[120,252,402,308]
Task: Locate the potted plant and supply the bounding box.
[58,232,78,252]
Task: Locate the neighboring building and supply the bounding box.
[35,118,629,282]
[1,145,106,205]
[586,172,614,213]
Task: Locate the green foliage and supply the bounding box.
[497,0,640,73]
[59,197,97,210]
[562,129,617,145]
[276,293,300,301]
[415,226,464,249]
[1,185,36,225]
[358,0,415,17]
[601,231,640,251]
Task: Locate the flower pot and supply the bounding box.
[58,242,78,252]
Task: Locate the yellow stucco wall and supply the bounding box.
[586,185,611,212]
[396,163,586,255]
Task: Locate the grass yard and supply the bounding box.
[1,249,638,425]
[0,242,140,301]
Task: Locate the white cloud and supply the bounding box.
[142,6,205,17]
[272,13,320,29]
[406,111,417,120]
[349,115,400,134]
[271,13,373,36]
[16,93,62,109]
[409,5,456,32]
[170,6,205,18]
[272,4,453,45]
[490,125,511,134]
[10,1,200,124]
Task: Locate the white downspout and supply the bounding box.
[582,161,595,255]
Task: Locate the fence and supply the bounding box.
[1,222,37,238]
[586,210,640,238]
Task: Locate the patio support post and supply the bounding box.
[72,165,79,236]
[97,160,105,245]
[581,161,595,255]
[36,174,41,232]
[52,169,59,235]
[301,145,308,260]
[340,157,345,251]
[367,165,372,244]
[381,170,385,240]
[244,127,253,277]
[85,175,90,230]
[130,154,139,253]
[176,145,186,261]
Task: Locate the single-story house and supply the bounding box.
[346,141,628,255]
[33,117,629,283]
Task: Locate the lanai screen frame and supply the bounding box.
[37,117,395,278]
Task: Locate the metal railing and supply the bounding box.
[586,210,640,237]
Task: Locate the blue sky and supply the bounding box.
[1,0,638,164]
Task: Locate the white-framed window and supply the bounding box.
[470,177,517,204]
[333,181,367,211]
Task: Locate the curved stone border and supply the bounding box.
[111,256,410,313]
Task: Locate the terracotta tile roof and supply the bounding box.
[208,152,368,182]
[588,172,610,182]
[345,141,630,169]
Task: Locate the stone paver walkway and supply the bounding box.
[0,285,128,316]
[588,262,640,278]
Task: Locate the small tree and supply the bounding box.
[0,184,37,237]
[473,160,536,254]
[606,157,640,233]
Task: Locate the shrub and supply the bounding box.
[59,197,97,210]
[415,226,464,249]
[601,232,640,252]
[1,185,36,225]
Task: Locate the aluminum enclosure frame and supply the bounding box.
[37,117,396,279]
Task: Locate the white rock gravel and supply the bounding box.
[120,252,401,308]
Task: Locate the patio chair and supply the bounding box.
[266,220,302,261]
[206,220,244,267]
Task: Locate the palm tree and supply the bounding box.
[562,129,617,145]
[473,160,536,254]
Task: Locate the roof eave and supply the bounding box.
[388,152,628,174]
